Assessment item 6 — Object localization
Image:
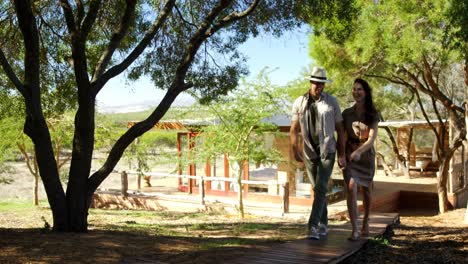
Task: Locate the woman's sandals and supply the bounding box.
[361,222,369,237]
[348,230,360,241]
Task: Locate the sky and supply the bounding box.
[96,26,312,113]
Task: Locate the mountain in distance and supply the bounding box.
[97,96,196,114]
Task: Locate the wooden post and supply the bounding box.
[189,163,196,194]
[177,133,183,190]
[278,171,289,214]
[136,174,141,190]
[243,160,249,194]
[274,135,297,197]
[205,159,211,191]
[199,175,206,208]
[121,171,128,197]
[188,133,196,194]
[465,99,468,189]
[224,153,230,192]
[134,138,141,190]
[282,182,290,214]
[465,201,468,224]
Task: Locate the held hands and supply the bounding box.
[350,150,362,161]
[293,150,304,163]
[338,154,347,169]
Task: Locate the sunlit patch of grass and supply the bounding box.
[190,222,219,231]
[1,201,306,246]
[0,201,38,211]
[95,223,167,235]
[89,208,224,222]
[369,236,391,246]
[198,238,262,250]
[234,222,276,232]
[0,200,52,228]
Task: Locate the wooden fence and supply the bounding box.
[120,171,290,213]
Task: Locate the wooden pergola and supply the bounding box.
[128,120,251,196]
[378,119,468,208]
[377,120,447,174]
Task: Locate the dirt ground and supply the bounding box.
[1,162,467,263]
[0,206,466,264]
[343,208,468,264]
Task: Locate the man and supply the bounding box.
[290,66,346,240]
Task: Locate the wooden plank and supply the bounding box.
[226,213,398,264]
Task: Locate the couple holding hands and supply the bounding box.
[290,66,379,241]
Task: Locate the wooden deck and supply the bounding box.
[226,213,399,264]
[92,171,434,263]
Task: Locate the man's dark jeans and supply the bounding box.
[304,152,335,229]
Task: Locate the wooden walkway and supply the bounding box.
[227,213,399,264]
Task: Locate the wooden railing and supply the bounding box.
[120,171,290,213]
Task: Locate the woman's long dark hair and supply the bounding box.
[354,78,378,124]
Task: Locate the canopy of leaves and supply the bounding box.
[0,1,77,117]
[0,1,306,106]
[300,0,358,44]
[444,0,468,62]
[0,1,359,107]
[308,0,466,121]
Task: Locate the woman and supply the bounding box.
[342,78,379,241]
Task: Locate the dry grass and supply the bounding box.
[1,201,467,264]
[0,201,306,264]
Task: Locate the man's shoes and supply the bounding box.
[318,224,328,236]
[308,226,320,240]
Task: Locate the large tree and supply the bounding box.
[308,0,467,213]
[0,0,355,232]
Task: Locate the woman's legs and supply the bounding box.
[346,177,359,238]
[361,184,372,236]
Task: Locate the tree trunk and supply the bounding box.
[398,160,410,177]
[382,126,409,177]
[25,119,68,231]
[66,105,96,232]
[237,165,244,219]
[137,174,141,190]
[376,152,394,177]
[437,157,452,213]
[34,173,39,206]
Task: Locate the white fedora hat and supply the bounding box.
[305,66,332,83]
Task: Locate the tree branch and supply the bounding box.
[422,56,464,113]
[0,47,25,96]
[92,0,176,94]
[171,0,235,91]
[92,0,137,81]
[75,0,85,26]
[59,0,77,33]
[87,88,180,198]
[14,0,41,105]
[364,73,406,86]
[80,0,101,39]
[413,87,444,152]
[17,142,37,176]
[60,0,93,92]
[206,103,242,142]
[208,0,260,35]
[431,96,444,127]
[37,7,67,42]
[174,3,197,28]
